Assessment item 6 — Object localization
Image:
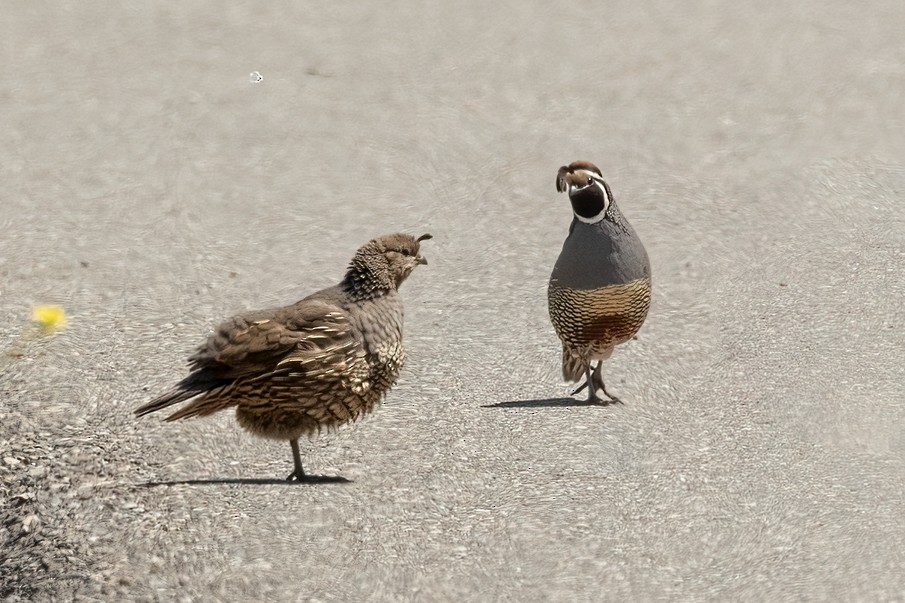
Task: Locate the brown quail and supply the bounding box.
[135,232,432,482]
[548,161,651,405]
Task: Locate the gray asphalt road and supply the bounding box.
[2,1,904,601]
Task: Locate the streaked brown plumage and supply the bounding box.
[549,161,651,404]
[135,232,432,481]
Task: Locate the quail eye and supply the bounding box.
[587,177,594,186]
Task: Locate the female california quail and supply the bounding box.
[548,161,651,405]
[135,232,432,481]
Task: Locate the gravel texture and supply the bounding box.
[2,1,904,601]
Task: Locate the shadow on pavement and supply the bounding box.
[139,475,352,487]
[482,397,604,409]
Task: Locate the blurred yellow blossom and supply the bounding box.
[31,304,67,334]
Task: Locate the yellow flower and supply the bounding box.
[31,305,67,334]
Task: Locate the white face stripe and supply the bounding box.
[569,174,610,223]
[575,212,605,224]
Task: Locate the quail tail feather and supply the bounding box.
[133,373,231,418]
[561,348,586,382]
[162,388,238,421]
[134,386,199,418]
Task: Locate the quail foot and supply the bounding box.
[548,161,651,405]
[136,232,432,481]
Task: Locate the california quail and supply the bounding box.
[135,232,432,482]
[548,161,651,405]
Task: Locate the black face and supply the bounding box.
[569,184,607,219]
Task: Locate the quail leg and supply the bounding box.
[570,362,594,396]
[591,362,623,405]
[569,363,607,405]
[286,439,307,481]
[571,377,590,396]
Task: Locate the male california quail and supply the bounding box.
[135,232,432,482]
[548,161,651,405]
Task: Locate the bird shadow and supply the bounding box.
[139,475,351,487]
[482,397,606,409]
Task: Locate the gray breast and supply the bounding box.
[550,211,650,291]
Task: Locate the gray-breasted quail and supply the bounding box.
[135,232,432,482]
[548,161,651,405]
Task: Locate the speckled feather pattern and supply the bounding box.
[135,233,426,443]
